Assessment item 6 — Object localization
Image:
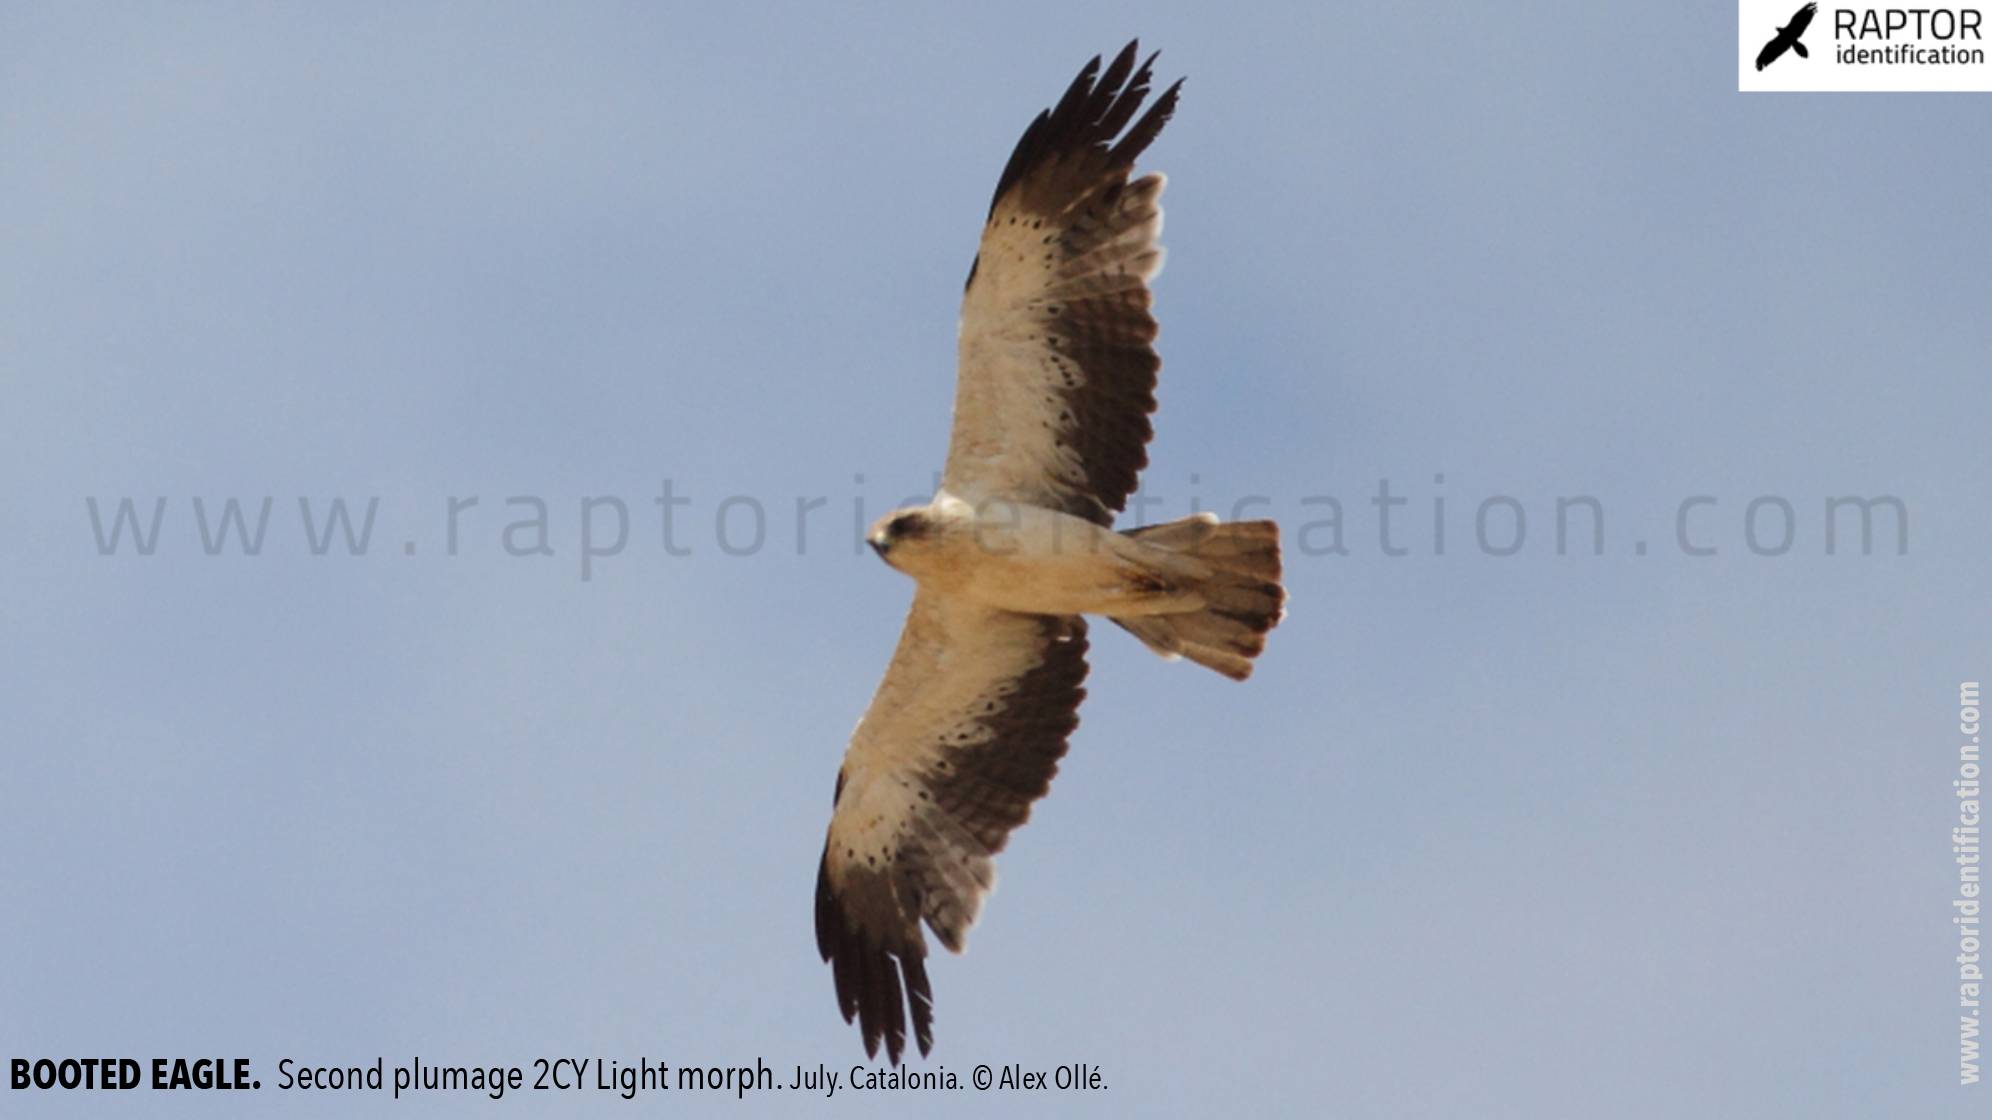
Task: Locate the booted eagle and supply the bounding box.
[815,41,1286,1064]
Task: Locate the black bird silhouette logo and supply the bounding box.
[1756,2,1818,70]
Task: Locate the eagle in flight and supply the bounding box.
[814,42,1286,1064]
[1756,2,1817,70]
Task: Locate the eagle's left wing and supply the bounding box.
[817,591,1088,1064]
[943,41,1181,527]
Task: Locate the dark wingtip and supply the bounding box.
[985,40,1182,219]
[816,846,926,1066]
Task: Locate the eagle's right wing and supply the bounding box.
[817,592,1089,1064]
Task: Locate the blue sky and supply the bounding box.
[4,3,1989,1117]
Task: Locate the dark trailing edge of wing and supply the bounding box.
[985,40,1181,221]
[926,617,1088,870]
[816,617,1089,1064]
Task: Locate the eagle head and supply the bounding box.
[867,507,940,571]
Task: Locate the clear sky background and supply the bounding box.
[3,3,1988,1117]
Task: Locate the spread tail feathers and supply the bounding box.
[1113,515,1285,680]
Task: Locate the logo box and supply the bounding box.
[1740,0,1992,90]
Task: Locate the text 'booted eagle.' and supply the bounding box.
[815,42,1287,1064]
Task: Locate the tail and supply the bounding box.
[1113,515,1285,681]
